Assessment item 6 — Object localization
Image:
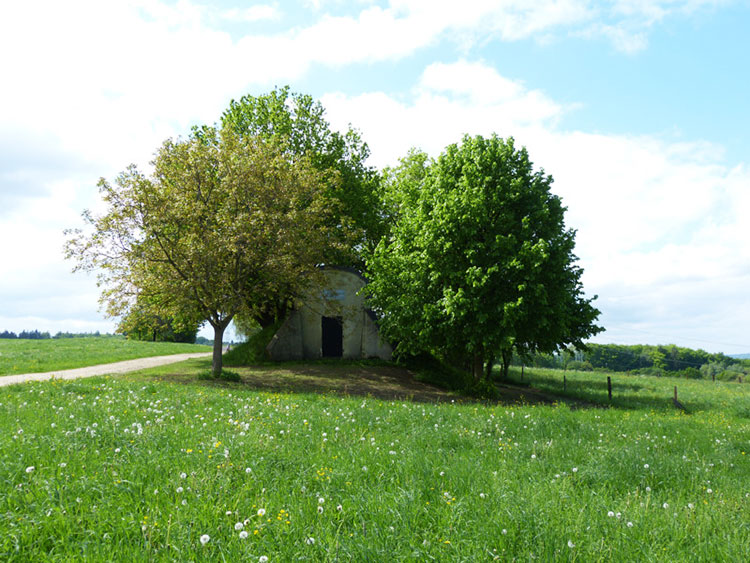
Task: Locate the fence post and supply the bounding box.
[521,365,524,381]
[674,386,678,402]
[564,375,567,391]
[607,376,612,401]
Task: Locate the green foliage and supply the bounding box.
[366,135,601,382]
[221,86,384,270]
[66,124,336,376]
[118,296,199,343]
[223,321,283,366]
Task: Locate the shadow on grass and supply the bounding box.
[127,357,593,407]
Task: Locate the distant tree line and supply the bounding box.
[0,330,110,340]
[515,343,749,381]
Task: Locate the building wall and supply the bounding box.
[266,268,392,361]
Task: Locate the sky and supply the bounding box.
[1,0,749,353]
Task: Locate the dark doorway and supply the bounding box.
[321,316,343,358]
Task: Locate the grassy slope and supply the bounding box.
[0,337,210,376]
[0,359,748,560]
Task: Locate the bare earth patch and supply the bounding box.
[155,363,590,407]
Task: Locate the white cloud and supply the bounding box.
[220,4,280,23]
[322,60,750,352]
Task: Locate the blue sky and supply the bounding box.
[1,0,749,353]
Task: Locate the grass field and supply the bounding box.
[0,359,748,561]
[0,337,210,376]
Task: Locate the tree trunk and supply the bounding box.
[501,348,512,378]
[212,324,225,377]
[472,354,483,381]
[484,355,495,380]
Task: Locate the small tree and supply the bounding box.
[366,135,601,381]
[66,125,336,376]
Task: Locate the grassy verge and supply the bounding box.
[0,337,210,376]
[0,362,748,561]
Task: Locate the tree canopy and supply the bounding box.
[365,134,602,380]
[217,87,384,327]
[65,124,337,375]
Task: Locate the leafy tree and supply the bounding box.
[220,87,384,328]
[222,87,384,263]
[117,296,200,343]
[0,331,18,339]
[366,135,601,380]
[66,125,336,376]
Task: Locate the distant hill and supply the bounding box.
[729,353,750,359]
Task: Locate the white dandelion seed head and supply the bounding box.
[607,511,615,517]
[707,488,713,494]
[567,540,575,548]
[645,486,651,492]
[317,506,324,514]
[644,464,649,469]
[259,556,268,563]
[239,530,248,539]
[318,497,325,504]
[199,534,210,545]
[662,503,669,509]
[627,521,634,527]
[25,466,34,474]
[176,486,183,493]
[306,537,315,545]
[257,508,266,517]
[234,522,244,531]
[502,529,507,535]
[572,467,578,473]
[688,503,695,509]
[480,493,486,499]
[245,467,252,474]
[336,504,343,512]
[180,472,187,479]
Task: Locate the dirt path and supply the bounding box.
[0,352,211,387]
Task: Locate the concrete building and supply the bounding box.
[266,267,393,361]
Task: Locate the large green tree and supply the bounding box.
[366,134,601,380]
[218,87,384,328]
[66,125,336,376]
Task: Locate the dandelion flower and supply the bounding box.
[317,506,324,514]
[688,503,695,509]
[662,503,669,509]
[479,493,486,499]
[707,488,713,494]
[235,522,244,531]
[502,529,507,535]
[25,466,34,474]
[199,534,210,545]
[627,521,633,528]
[245,467,252,474]
[607,511,615,517]
[318,497,325,504]
[645,486,651,492]
[572,467,578,473]
[176,486,184,493]
[336,504,343,512]
[259,557,268,563]
[567,540,575,548]
[644,464,649,469]
[180,472,187,479]
[306,537,315,545]
[239,530,248,539]
[257,508,266,517]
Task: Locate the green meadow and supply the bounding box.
[1,357,748,561]
[0,337,209,376]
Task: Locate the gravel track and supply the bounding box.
[0,352,212,387]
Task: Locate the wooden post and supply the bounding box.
[607,376,612,401]
[521,365,524,381]
[674,386,678,402]
[712,373,715,382]
[564,375,567,391]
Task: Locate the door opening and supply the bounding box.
[321,316,343,358]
